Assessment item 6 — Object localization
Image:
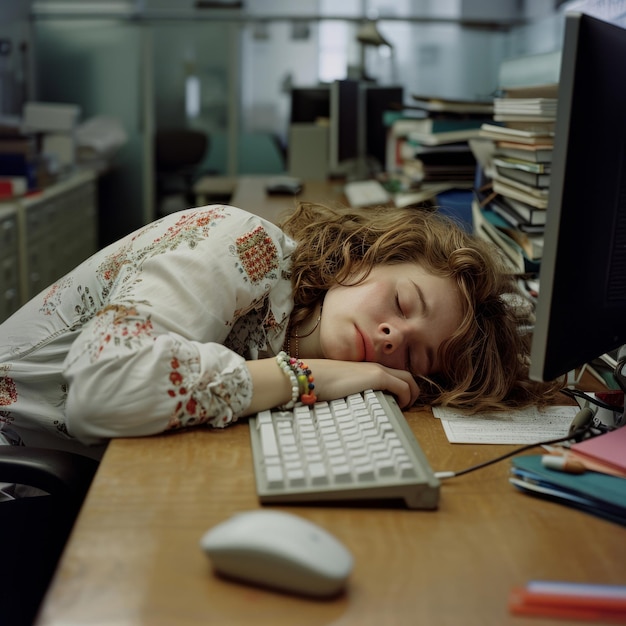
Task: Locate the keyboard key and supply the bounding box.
[355,463,376,482]
[376,459,397,476]
[259,423,279,458]
[308,462,329,485]
[264,464,284,488]
[287,469,306,487]
[332,464,352,483]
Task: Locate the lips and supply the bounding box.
[356,326,374,362]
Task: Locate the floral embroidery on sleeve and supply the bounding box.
[0,366,17,420]
[40,276,74,316]
[88,304,154,361]
[136,207,228,260]
[232,225,280,284]
[164,339,250,430]
[97,244,132,285]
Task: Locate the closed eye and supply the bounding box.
[395,293,405,318]
[395,293,413,371]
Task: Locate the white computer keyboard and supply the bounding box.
[248,390,440,509]
[344,179,391,208]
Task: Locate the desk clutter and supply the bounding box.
[510,451,626,527]
[509,581,626,622]
[0,102,127,199]
[343,179,390,207]
[509,413,626,526]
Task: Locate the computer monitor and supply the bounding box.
[363,85,404,170]
[329,79,360,177]
[529,13,626,393]
[290,87,330,124]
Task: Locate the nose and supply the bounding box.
[378,322,406,363]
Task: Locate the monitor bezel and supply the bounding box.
[529,11,626,382]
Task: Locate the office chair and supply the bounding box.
[154,128,210,215]
[0,446,99,626]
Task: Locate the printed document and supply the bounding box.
[432,405,579,444]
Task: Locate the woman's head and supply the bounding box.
[318,261,463,378]
[280,202,561,412]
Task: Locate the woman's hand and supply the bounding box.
[243,358,420,418]
[305,359,420,409]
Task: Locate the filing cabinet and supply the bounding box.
[0,170,98,323]
[0,205,20,322]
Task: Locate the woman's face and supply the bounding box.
[319,262,463,377]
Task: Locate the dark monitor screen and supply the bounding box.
[529,12,626,382]
[290,87,330,124]
[364,85,404,169]
[329,79,360,174]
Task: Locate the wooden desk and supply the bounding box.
[36,404,626,626]
[194,175,348,225]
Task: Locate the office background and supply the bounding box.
[0,0,623,246]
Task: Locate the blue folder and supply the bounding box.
[510,455,626,526]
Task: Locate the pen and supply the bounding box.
[541,454,586,474]
[510,581,626,622]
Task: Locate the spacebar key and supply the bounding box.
[259,423,280,458]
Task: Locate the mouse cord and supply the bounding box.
[433,409,595,480]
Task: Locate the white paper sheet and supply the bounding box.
[431,405,579,444]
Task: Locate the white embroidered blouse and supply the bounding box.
[0,205,296,458]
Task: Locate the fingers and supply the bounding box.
[246,358,421,415]
[382,368,421,409]
[303,359,420,409]
[362,364,420,408]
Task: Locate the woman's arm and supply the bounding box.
[243,357,420,417]
[63,206,296,444]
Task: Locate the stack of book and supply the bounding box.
[471,192,543,275]
[386,95,493,187]
[493,94,557,124]
[472,85,558,274]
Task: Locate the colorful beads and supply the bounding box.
[276,351,318,409]
[276,351,299,410]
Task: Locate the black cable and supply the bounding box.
[434,419,594,480]
[560,387,622,411]
[614,358,626,394]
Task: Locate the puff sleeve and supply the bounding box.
[61,205,295,445]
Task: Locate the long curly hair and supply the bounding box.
[280,202,562,413]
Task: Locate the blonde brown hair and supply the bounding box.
[280,202,562,412]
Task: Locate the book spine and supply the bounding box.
[0,176,28,198]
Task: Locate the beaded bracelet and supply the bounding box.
[276,351,299,410]
[294,358,317,406]
[276,351,317,408]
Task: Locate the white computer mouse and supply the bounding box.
[200,510,354,598]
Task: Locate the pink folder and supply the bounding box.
[572,426,626,474]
